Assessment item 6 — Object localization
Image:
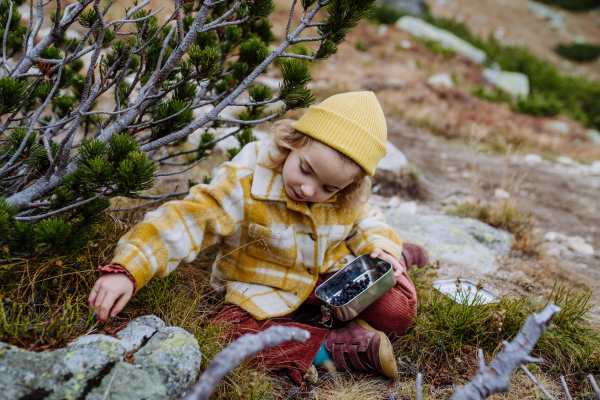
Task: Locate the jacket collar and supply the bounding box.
[250,140,338,205]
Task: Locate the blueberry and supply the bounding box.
[437,342,442,347]
[479,330,484,334]
[73,262,80,269]
[55,287,60,292]
[67,288,73,293]
[31,319,36,323]
[418,350,423,354]
[3,300,9,306]
[29,301,34,306]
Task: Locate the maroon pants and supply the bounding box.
[213,272,417,383]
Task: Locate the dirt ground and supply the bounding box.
[384,117,600,320]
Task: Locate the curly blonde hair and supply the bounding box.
[267,119,371,209]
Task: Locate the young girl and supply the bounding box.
[88,91,428,383]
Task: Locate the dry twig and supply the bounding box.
[181,326,310,400]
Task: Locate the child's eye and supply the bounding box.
[300,164,309,175]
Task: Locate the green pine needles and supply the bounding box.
[0,0,374,258]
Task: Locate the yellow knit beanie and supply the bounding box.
[294,91,387,176]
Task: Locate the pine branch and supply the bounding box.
[215,113,281,125]
[13,191,105,222]
[109,191,188,212]
[154,158,204,177]
[181,326,310,400]
[106,7,164,28]
[1,0,14,73]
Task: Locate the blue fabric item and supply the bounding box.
[312,338,331,366]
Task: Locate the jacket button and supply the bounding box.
[309,233,317,241]
[307,268,314,275]
[340,257,348,264]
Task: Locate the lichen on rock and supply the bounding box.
[0,316,201,400]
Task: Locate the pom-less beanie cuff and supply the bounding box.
[293,91,387,176]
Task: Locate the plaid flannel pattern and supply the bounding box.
[112,140,403,320]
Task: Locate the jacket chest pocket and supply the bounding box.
[246,223,297,267]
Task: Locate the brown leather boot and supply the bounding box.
[325,319,398,379]
[402,243,429,269]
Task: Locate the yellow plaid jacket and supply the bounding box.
[112,140,404,320]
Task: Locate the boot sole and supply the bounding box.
[355,319,398,379]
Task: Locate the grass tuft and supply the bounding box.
[396,267,600,387]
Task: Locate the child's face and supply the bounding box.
[282,141,357,203]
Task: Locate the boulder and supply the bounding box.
[482,69,529,97]
[396,16,487,64]
[384,213,513,270]
[0,316,201,400]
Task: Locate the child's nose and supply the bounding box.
[301,184,315,197]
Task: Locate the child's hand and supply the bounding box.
[88,273,134,323]
[370,248,407,285]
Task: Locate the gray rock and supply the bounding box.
[87,328,201,400]
[384,213,513,270]
[482,69,529,97]
[396,16,487,64]
[544,120,570,135]
[0,316,201,400]
[377,141,408,174]
[116,314,165,352]
[380,0,428,16]
[427,73,454,88]
[587,129,600,144]
[0,336,126,400]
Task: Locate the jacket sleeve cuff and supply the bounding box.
[98,264,137,296]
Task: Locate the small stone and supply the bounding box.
[544,231,566,242]
[567,242,594,255]
[494,188,510,199]
[303,364,318,384]
[587,129,600,144]
[523,154,542,164]
[398,201,417,214]
[427,73,454,88]
[544,120,570,135]
[387,196,402,208]
[557,156,574,165]
[401,40,412,49]
[590,161,600,176]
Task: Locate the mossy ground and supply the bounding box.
[0,210,598,399]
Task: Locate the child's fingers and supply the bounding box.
[370,248,383,258]
[110,292,132,318]
[98,292,119,322]
[93,288,108,313]
[88,283,99,309]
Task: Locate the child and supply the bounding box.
[88,91,428,383]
